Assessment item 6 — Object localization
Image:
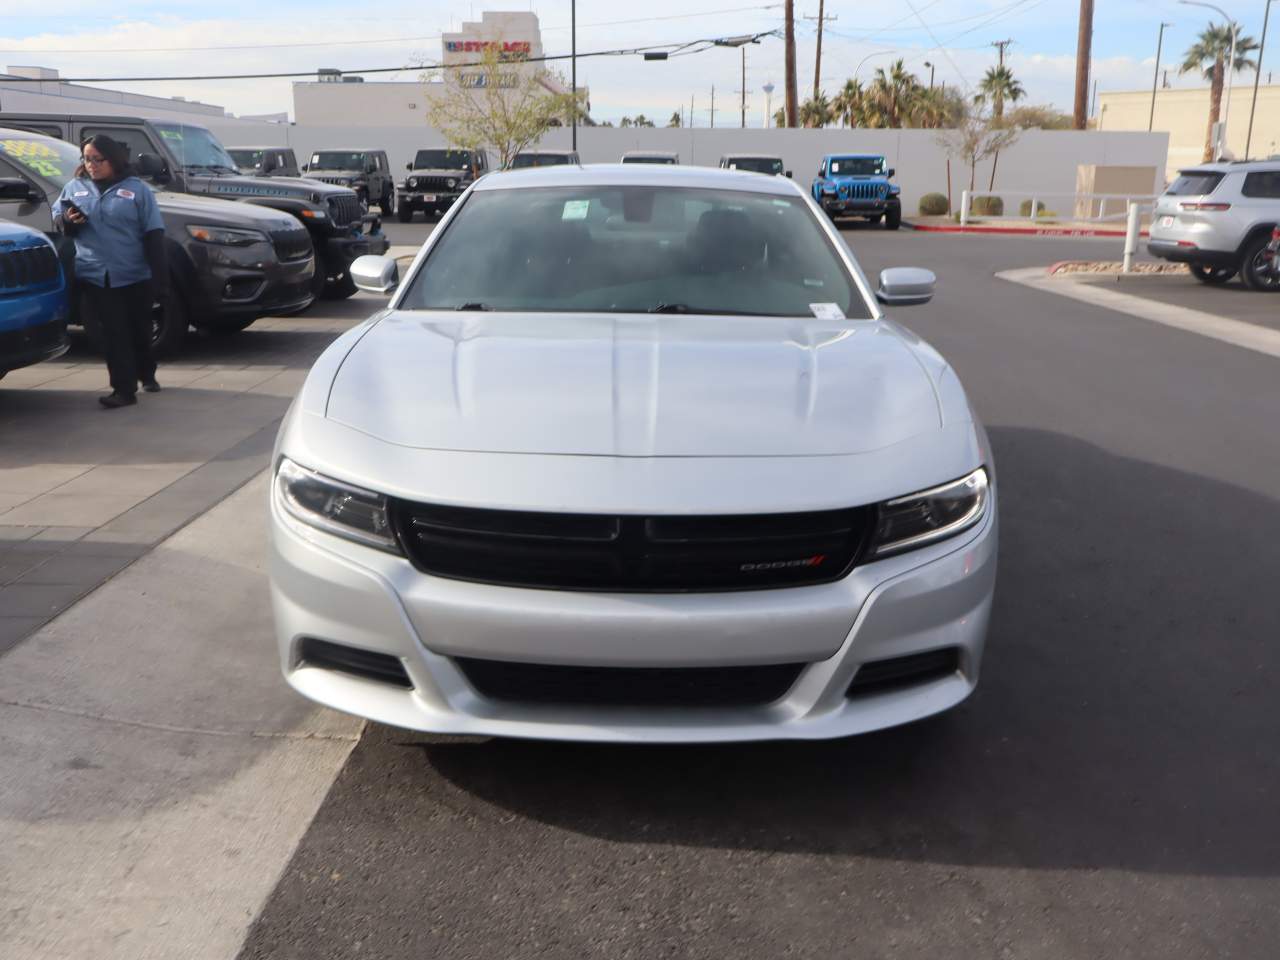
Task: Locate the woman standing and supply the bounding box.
[54,135,167,409]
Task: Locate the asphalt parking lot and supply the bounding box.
[3,226,1279,960]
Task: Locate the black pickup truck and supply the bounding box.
[2,114,388,302]
[0,125,315,355]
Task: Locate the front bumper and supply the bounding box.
[324,229,390,274]
[269,481,997,743]
[396,190,463,214]
[0,311,70,373]
[821,196,898,216]
[187,243,316,320]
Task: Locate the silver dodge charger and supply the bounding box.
[268,163,997,742]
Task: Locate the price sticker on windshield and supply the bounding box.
[809,302,846,321]
[562,199,590,221]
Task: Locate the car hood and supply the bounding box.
[303,169,362,179]
[406,167,470,177]
[154,191,301,230]
[196,173,354,200]
[324,313,943,457]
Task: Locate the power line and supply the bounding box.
[0,32,779,84]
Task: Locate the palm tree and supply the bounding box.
[772,107,787,128]
[975,65,1025,121]
[667,111,682,128]
[867,60,922,128]
[799,91,834,128]
[1180,22,1259,161]
[832,78,865,127]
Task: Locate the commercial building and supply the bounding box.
[1097,82,1280,177]
[292,11,579,128]
[0,65,233,122]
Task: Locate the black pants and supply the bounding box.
[81,280,156,397]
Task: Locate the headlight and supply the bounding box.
[185,224,268,246]
[869,467,989,558]
[275,458,399,552]
[407,177,419,189]
[447,178,457,189]
[300,208,328,220]
[821,184,837,195]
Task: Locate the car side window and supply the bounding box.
[1241,171,1280,198]
[81,127,157,168]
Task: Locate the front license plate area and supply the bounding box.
[422,194,437,202]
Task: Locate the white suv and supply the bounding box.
[1148,160,1280,291]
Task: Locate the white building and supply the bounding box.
[0,65,233,122]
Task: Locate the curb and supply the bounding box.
[905,222,1148,239]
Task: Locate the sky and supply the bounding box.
[0,0,1276,123]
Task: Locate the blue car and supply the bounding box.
[811,154,902,230]
[0,219,70,380]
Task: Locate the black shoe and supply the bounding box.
[99,392,137,409]
[141,380,161,393]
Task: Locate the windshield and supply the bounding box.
[399,185,870,319]
[828,157,885,176]
[153,122,239,175]
[1166,171,1225,196]
[0,132,81,189]
[414,149,472,170]
[311,152,368,171]
[510,153,573,169]
[727,157,785,175]
[228,149,264,170]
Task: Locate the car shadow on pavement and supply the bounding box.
[412,426,1280,878]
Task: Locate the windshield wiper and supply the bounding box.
[649,302,695,313]
[455,302,492,311]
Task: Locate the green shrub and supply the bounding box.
[918,192,949,216]
[1019,199,1047,217]
[971,195,1004,216]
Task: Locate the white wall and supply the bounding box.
[205,119,1169,215]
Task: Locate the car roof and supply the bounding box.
[1179,160,1280,174]
[474,163,806,196]
[516,149,576,155]
[623,150,678,157]
[311,148,384,153]
[228,146,288,151]
[824,153,883,159]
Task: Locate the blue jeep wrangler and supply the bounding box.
[0,218,70,380]
[811,154,901,230]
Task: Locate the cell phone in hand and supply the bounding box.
[65,201,86,221]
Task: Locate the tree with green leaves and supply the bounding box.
[866,60,920,128]
[425,45,583,169]
[832,79,864,128]
[975,65,1025,121]
[1180,21,1259,160]
[667,111,682,128]
[799,91,834,128]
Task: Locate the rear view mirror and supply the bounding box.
[0,177,41,203]
[350,255,399,295]
[876,267,935,307]
[136,153,168,181]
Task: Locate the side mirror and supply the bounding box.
[876,267,935,307]
[785,170,793,179]
[350,254,399,295]
[135,153,168,181]
[0,177,41,203]
[301,163,309,172]
[406,162,413,171]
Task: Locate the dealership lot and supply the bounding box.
[3,228,1279,959]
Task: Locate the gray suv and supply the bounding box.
[1148,160,1280,291]
[303,149,394,214]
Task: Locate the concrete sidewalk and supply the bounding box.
[1,297,377,652]
[0,472,362,960]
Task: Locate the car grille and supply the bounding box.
[838,181,888,201]
[408,175,460,191]
[327,194,363,227]
[455,658,806,708]
[313,176,351,186]
[270,227,313,263]
[390,501,873,592]
[0,244,60,292]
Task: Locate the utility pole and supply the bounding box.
[1072,0,1094,128]
[1246,0,1276,158]
[804,1,837,100]
[741,47,747,128]
[992,38,1013,67]
[1150,22,1172,132]
[710,85,716,128]
[784,0,798,126]
[571,0,577,151]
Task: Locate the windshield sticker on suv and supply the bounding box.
[809,302,845,320]
[0,138,68,180]
[562,199,590,221]
[159,128,184,141]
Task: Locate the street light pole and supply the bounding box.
[1150,22,1173,131]
[853,49,895,83]
[1246,0,1276,158]
[924,60,935,89]
[571,0,577,152]
[1179,0,1237,157]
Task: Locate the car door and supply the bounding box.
[1239,170,1280,236]
[79,124,167,183]
[0,154,54,233]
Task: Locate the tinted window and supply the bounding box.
[400,185,871,319]
[228,149,264,170]
[727,157,785,175]
[1166,171,1225,196]
[413,149,473,169]
[828,157,884,176]
[510,153,574,168]
[623,156,677,164]
[1241,171,1280,198]
[81,126,157,171]
[310,151,368,170]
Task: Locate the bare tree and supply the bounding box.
[425,45,584,169]
[936,104,1021,193]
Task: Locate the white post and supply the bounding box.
[1030,194,1039,220]
[1122,201,1141,273]
[960,189,970,226]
